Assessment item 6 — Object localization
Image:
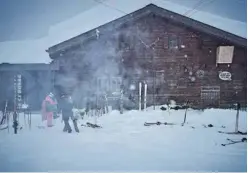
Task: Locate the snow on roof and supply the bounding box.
[0,0,246,64]
[0,38,51,64]
[48,0,247,47]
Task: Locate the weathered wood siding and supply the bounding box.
[53,13,247,108]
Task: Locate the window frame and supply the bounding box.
[168,34,179,50]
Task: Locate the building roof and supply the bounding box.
[0,63,58,71]
[47,3,247,57]
[0,38,51,64]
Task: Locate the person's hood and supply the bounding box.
[48,92,54,98]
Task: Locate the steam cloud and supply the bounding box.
[55,15,167,109]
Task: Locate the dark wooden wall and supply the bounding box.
[52,13,247,108]
[0,70,52,111]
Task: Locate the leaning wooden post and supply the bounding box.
[235,102,240,133]
[182,100,189,126]
[7,111,10,133]
[3,100,9,133]
[167,100,171,116]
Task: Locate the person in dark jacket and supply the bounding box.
[60,94,79,133]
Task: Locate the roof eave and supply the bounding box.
[47,3,247,57]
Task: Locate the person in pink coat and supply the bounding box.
[41,92,58,127]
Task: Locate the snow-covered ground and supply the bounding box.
[0,108,246,172]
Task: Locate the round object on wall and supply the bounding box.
[190,76,196,82]
[219,71,232,81]
[196,70,205,78]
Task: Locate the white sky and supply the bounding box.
[0,0,246,64]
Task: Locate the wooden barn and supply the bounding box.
[0,63,58,111]
[46,4,247,109]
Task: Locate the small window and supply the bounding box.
[168,35,179,49]
[216,46,234,64]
